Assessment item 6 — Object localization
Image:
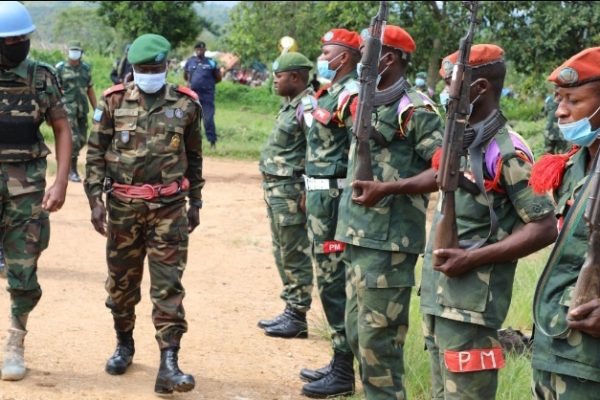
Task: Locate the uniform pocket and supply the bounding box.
[113,109,138,150]
[437,264,493,313]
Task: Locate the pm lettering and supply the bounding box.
[480,349,498,369]
[323,240,346,254]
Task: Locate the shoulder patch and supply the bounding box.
[342,79,360,95]
[103,83,126,97]
[176,86,199,100]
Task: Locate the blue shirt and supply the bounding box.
[184,55,218,94]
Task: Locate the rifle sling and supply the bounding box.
[373,76,410,106]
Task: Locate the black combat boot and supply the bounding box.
[154,347,195,394]
[299,356,333,382]
[263,307,307,339]
[301,351,355,398]
[105,330,135,375]
[257,305,293,329]
[69,158,81,183]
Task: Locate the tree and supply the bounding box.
[95,1,208,49]
[53,7,116,55]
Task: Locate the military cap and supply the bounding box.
[68,41,82,50]
[382,25,416,54]
[127,33,171,65]
[548,47,600,87]
[194,41,206,49]
[416,71,427,79]
[272,52,313,73]
[439,44,504,79]
[321,29,361,51]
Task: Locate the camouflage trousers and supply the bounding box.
[105,196,189,349]
[422,314,503,400]
[67,111,88,159]
[263,178,312,312]
[532,369,600,400]
[306,188,350,354]
[344,244,417,400]
[0,159,50,317]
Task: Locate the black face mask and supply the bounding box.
[0,39,30,69]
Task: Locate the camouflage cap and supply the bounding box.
[127,34,171,65]
[68,41,82,50]
[272,52,313,73]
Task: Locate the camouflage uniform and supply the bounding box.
[0,59,66,317]
[532,147,600,399]
[336,88,443,399]
[85,81,204,349]
[305,72,357,354]
[55,60,93,161]
[543,95,568,155]
[420,127,555,399]
[259,87,314,313]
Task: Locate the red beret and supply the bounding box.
[382,25,416,54]
[439,44,504,79]
[548,47,600,87]
[321,29,361,51]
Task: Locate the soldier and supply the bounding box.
[56,41,97,183]
[298,28,361,399]
[415,70,434,98]
[84,33,203,394]
[338,25,444,399]
[184,41,222,150]
[110,43,133,85]
[257,52,315,339]
[0,1,72,381]
[530,47,600,399]
[542,92,569,154]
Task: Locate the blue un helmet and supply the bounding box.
[0,1,36,38]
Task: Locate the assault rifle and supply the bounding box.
[432,1,478,266]
[568,155,600,314]
[352,1,388,197]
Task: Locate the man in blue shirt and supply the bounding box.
[184,41,222,149]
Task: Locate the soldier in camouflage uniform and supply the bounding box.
[257,52,315,339]
[299,28,361,399]
[84,34,203,394]
[339,25,444,400]
[0,1,72,381]
[55,41,97,183]
[530,47,600,400]
[543,93,568,154]
[418,45,556,400]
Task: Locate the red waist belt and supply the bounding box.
[111,177,190,200]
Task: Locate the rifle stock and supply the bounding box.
[432,1,478,266]
[352,1,388,197]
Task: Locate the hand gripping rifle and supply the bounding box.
[568,154,600,314]
[352,1,389,197]
[432,1,479,266]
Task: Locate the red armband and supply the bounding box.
[444,347,505,373]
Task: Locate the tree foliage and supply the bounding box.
[95,1,207,49]
[53,7,116,55]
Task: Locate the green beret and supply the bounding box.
[272,52,313,73]
[127,34,171,65]
[68,41,82,50]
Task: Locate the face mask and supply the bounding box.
[317,53,343,81]
[0,39,30,69]
[468,80,482,118]
[558,103,600,147]
[415,78,426,87]
[68,50,82,60]
[133,70,167,94]
[439,91,449,108]
[376,53,392,87]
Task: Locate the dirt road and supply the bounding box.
[0,157,338,400]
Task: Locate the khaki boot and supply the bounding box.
[2,328,27,381]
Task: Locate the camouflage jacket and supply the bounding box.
[420,126,555,329]
[532,147,600,382]
[259,87,314,180]
[85,82,204,209]
[336,88,443,253]
[0,59,66,162]
[55,60,93,117]
[305,72,358,178]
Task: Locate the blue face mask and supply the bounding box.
[415,78,426,87]
[558,104,600,147]
[317,53,343,81]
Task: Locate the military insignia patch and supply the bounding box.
[557,67,578,85]
[120,131,130,144]
[324,31,334,41]
[155,52,165,63]
[360,28,369,40]
[165,108,174,119]
[174,108,184,119]
[93,108,103,122]
[272,61,279,71]
[170,135,181,149]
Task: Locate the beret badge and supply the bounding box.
[443,60,454,76]
[323,31,334,41]
[557,67,579,85]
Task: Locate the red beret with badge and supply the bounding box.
[321,28,361,51]
[548,47,600,87]
[439,44,504,79]
[382,25,416,54]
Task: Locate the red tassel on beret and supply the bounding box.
[529,146,579,194]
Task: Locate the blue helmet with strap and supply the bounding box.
[0,1,36,38]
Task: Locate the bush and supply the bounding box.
[501,97,544,122]
[216,81,280,115]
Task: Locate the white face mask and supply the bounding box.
[133,70,167,94]
[68,50,82,60]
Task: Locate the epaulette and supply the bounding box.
[397,90,439,136]
[35,61,57,75]
[176,85,199,100]
[103,83,125,97]
[55,61,64,70]
[337,79,360,119]
[315,83,332,100]
[529,145,580,194]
